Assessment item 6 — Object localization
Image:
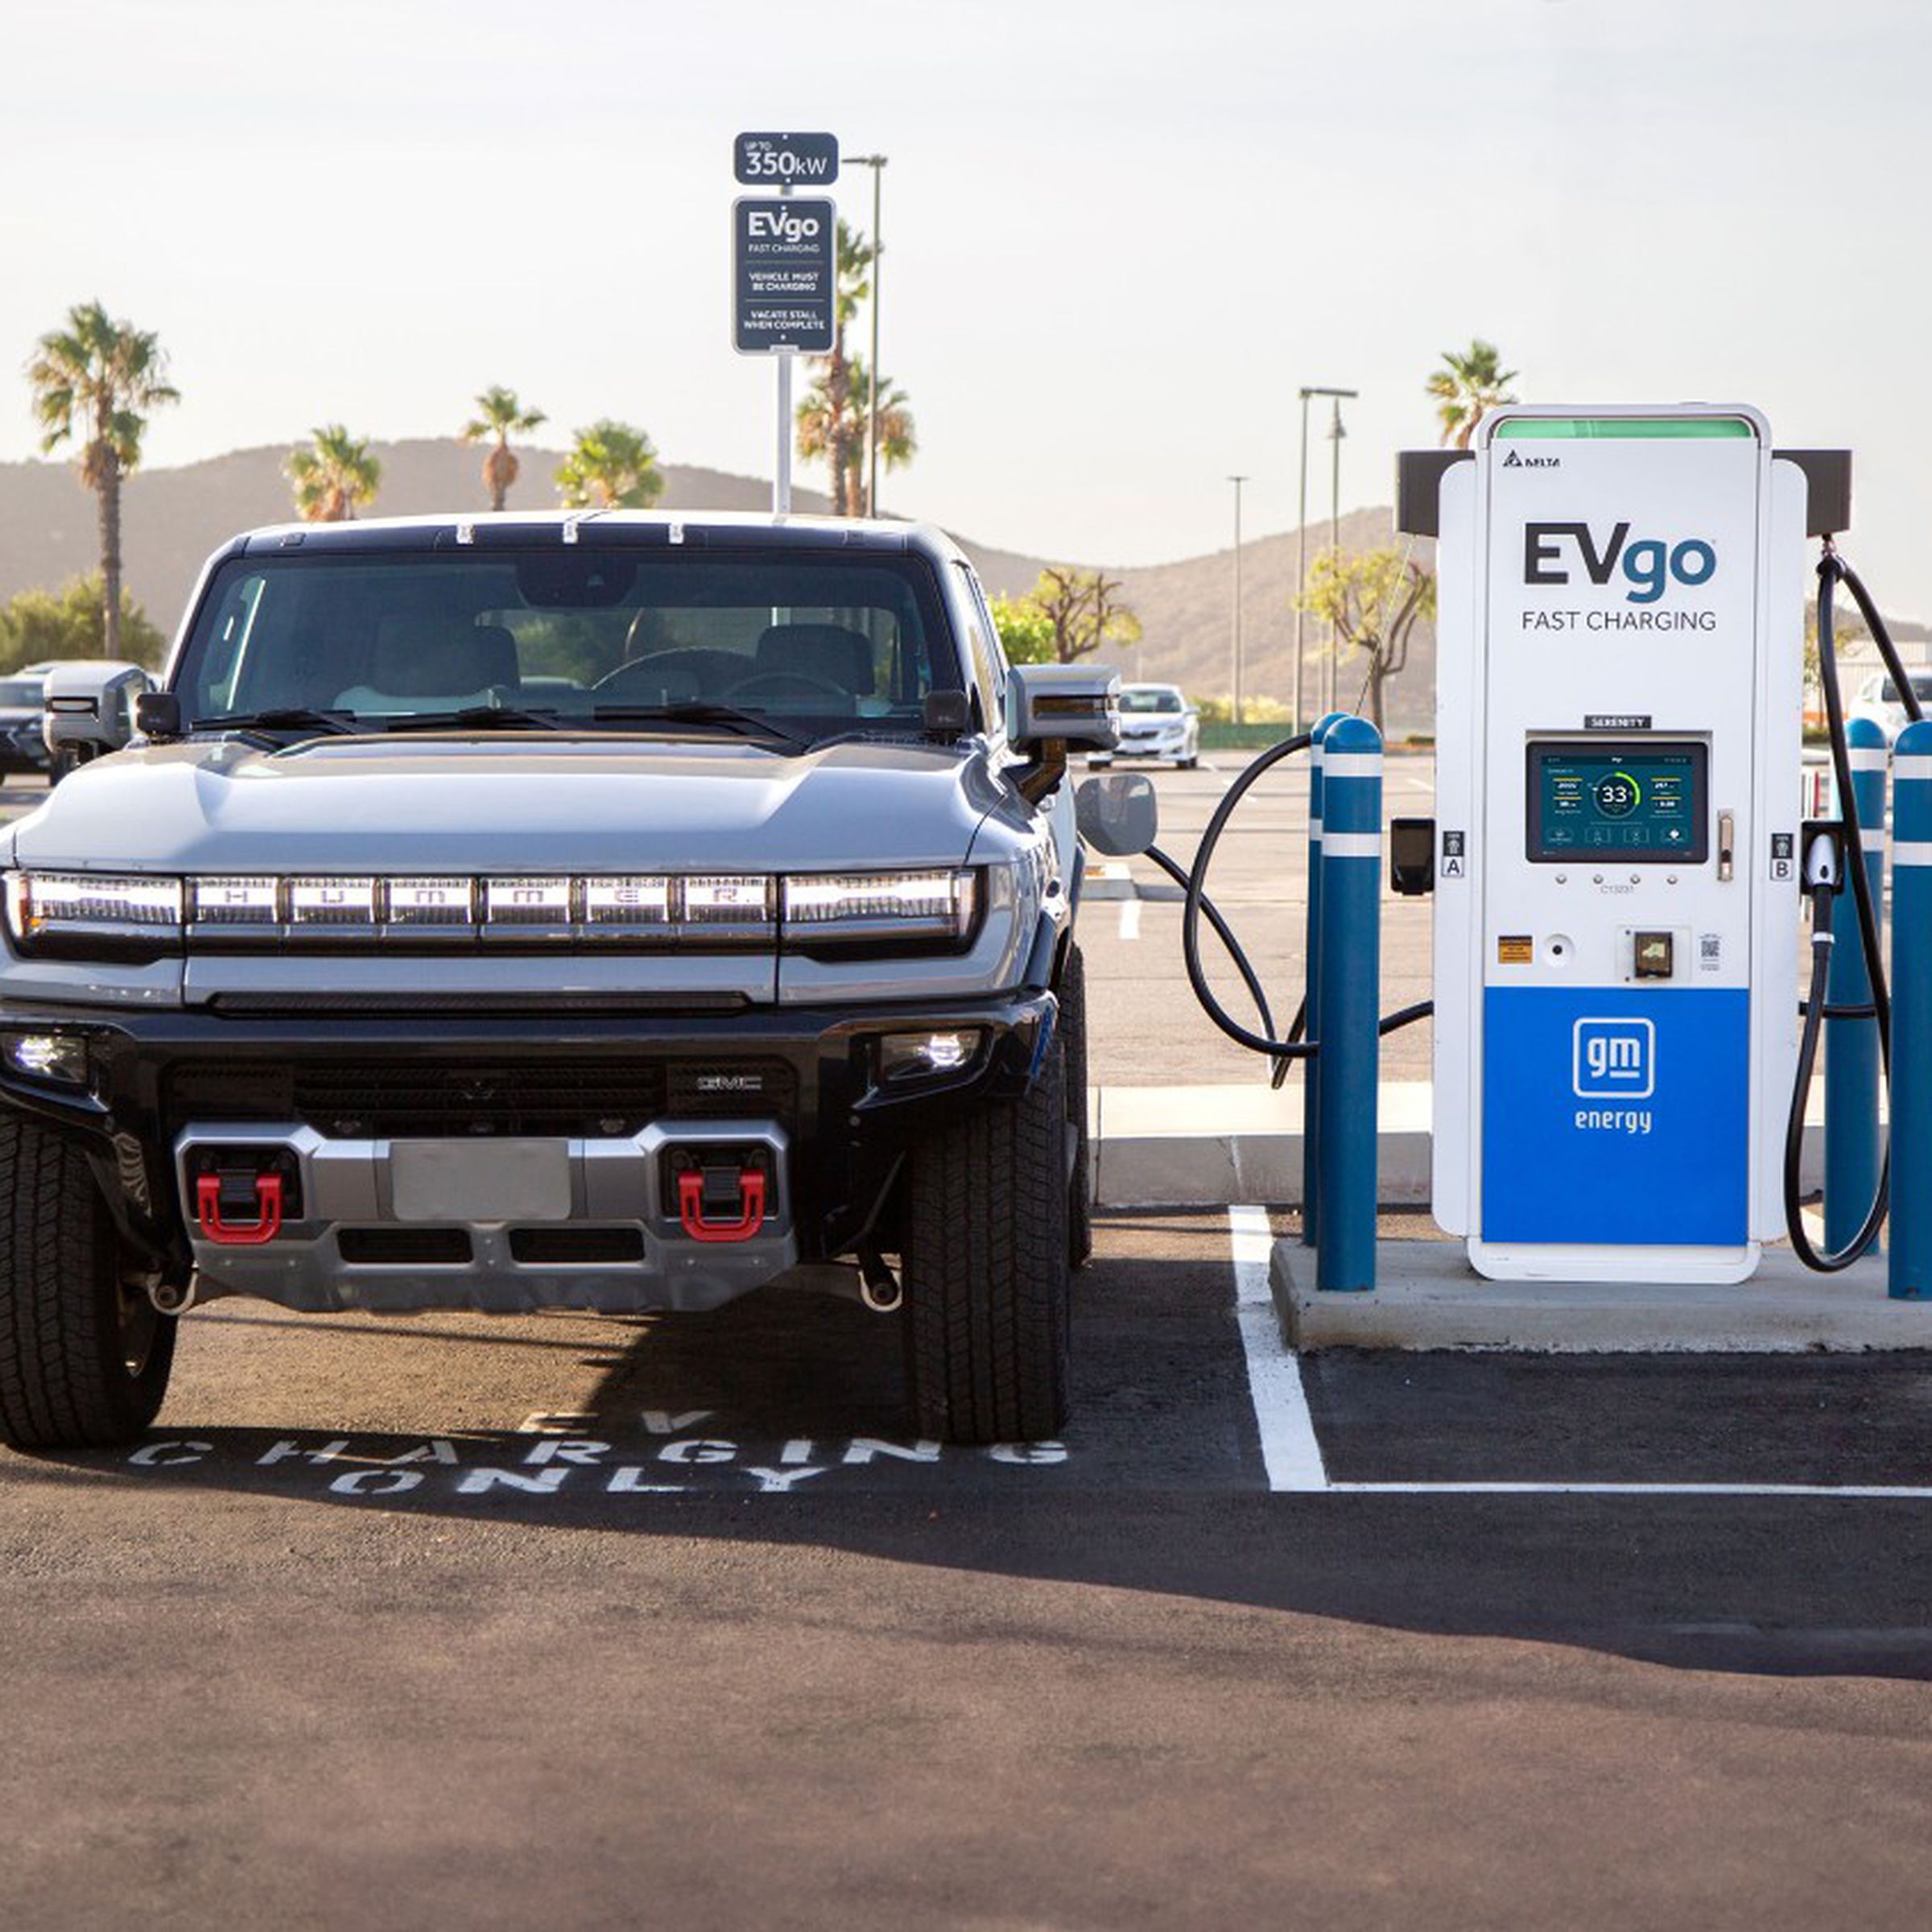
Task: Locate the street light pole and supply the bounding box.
[1228,474,1249,724]
[847,153,888,515]
[1326,394,1347,714]
[1294,386,1356,732]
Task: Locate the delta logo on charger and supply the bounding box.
[1572,1018,1654,1136]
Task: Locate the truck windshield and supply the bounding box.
[174,549,962,738]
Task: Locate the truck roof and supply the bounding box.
[217,510,970,565]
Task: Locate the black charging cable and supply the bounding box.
[1781,544,1925,1269]
[1141,729,1433,1087]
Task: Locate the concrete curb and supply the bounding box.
[1272,1237,1926,1353]
[1092,1082,1828,1210]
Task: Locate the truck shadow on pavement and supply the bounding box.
[10,1220,1932,1683]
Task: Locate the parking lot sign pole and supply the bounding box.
[733,133,839,518]
[1889,718,1932,1298]
[1825,716,1888,1253]
[775,190,793,516]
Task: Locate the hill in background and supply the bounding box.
[0,438,1439,733]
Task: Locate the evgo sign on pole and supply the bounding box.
[733,196,836,355]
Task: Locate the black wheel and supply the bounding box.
[902,1041,1071,1444]
[0,1113,175,1449]
[1060,941,1093,1269]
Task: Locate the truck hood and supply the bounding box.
[11,733,1005,875]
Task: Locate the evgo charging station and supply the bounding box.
[1423,407,1808,1283]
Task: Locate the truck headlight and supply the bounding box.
[880,1028,984,1084]
[2,1031,90,1087]
[6,870,184,947]
[782,870,977,947]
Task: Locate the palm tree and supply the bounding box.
[555,419,664,510]
[845,361,915,514]
[27,300,180,658]
[462,385,546,512]
[286,425,382,522]
[1426,339,1519,448]
[794,221,874,514]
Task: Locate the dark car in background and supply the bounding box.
[0,667,54,776]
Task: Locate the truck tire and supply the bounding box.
[0,1113,175,1449]
[903,1041,1071,1444]
[1060,941,1093,1269]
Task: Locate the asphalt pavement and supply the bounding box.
[7,755,1932,1926]
[6,1206,1932,1928]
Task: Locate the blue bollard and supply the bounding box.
[1889,719,1932,1300]
[1301,712,1345,1248]
[1314,715,1382,1291]
[1825,716,1888,1253]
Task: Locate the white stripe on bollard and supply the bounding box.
[1321,753,1384,779]
[1320,832,1382,859]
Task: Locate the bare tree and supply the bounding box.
[1030,567,1143,664]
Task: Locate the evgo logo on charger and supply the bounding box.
[1525,522,1717,604]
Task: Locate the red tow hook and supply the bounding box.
[196,1172,285,1246]
[676,1169,767,1244]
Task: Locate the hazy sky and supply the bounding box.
[4,0,1930,610]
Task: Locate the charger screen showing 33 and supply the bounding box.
[1526,741,1708,864]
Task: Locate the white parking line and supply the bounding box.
[1223,1210,1932,1502]
[1228,1205,1328,1492]
[1117,898,1141,941]
[1329,1482,1932,1498]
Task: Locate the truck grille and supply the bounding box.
[291,1063,670,1137]
[166,1057,798,1138]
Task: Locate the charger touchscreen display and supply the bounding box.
[1526,741,1708,863]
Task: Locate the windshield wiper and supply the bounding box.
[590,702,812,750]
[189,707,369,741]
[377,705,565,733]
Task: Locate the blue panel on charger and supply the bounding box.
[1481,985,1750,1246]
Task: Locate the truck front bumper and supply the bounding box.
[0,991,1057,1314]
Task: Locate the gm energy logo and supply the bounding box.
[1573,1018,1654,1100]
[1525,522,1716,605]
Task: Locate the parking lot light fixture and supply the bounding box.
[1294,386,1357,733]
[847,153,889,515]
[1228,474,1249,726]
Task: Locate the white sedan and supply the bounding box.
[1848,669,1932,744]
[1090,683,1199,769]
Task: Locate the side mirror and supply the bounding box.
[1007,663,1121,755]
[134,689,183,738]
[1075,772,1159,857]
[43,662,153,763]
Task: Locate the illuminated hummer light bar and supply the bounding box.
[8,872,184,938]
[6,869,979,950]
[782,870,975,942]
[287,876,378,927]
